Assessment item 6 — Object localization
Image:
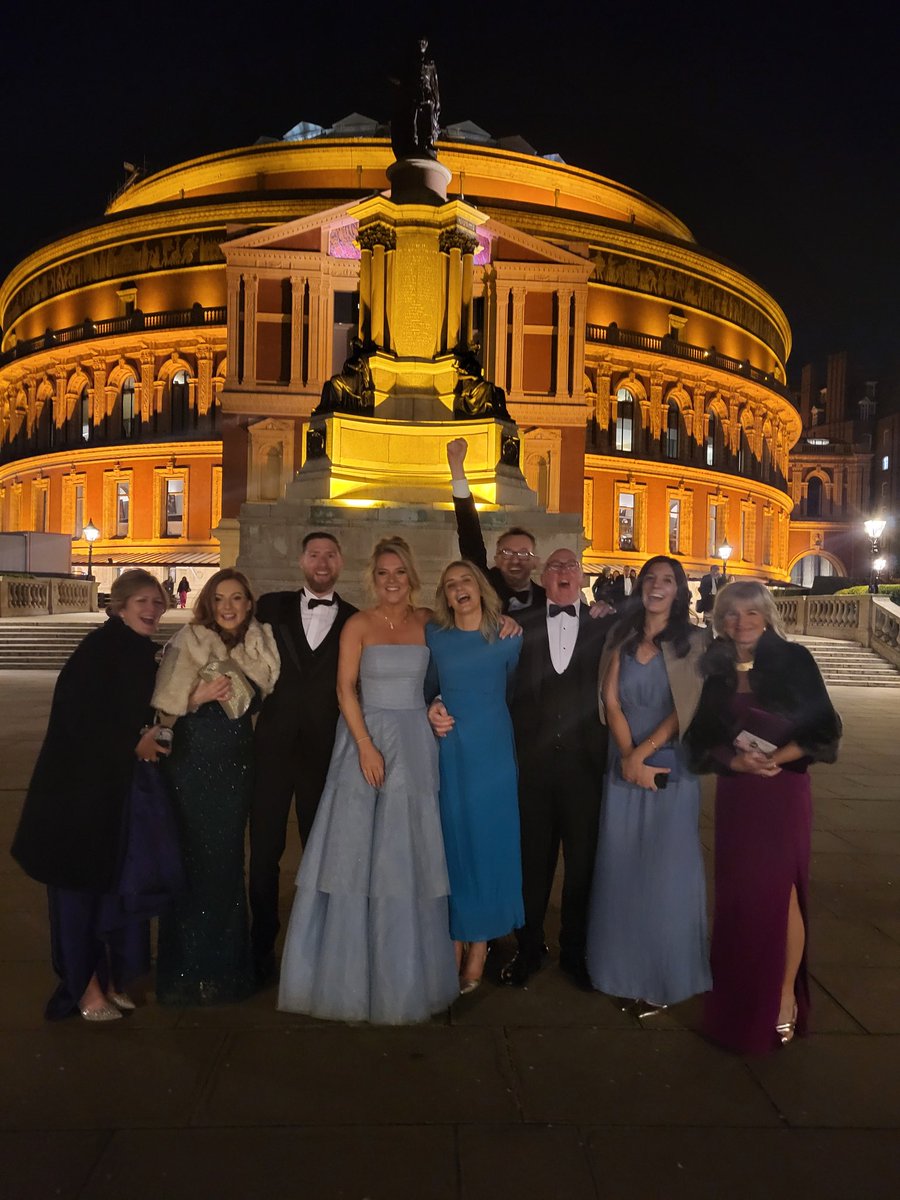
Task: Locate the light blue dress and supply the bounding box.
[425,624,523,942]
[277,644,459,1025]
[586,650,711,1005]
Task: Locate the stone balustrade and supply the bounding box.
[0,577,98,617]
[775,593,900,670]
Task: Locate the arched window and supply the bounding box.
[806,475,823,518]
[761,436,772,480]
[171,369,190,431]
[121,376,137,438]
[615,387,634,452]
[79,387,90,443]
[738,428,752,474]
[664,400,680,459]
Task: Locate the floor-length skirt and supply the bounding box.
[704,770,811,1054]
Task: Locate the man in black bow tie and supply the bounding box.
[447,437,546,613]
[248,531,357,983]
[504,548,616,989]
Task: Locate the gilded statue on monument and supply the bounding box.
[391,38,441,161]
[313,337,375,416]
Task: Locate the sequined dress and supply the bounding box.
[277,644,459,1024]
[156,700,255,1004]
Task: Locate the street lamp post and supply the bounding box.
[717,537,733,580]
[83,519,100,581]
[863,518,886,591]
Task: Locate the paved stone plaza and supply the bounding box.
[0,673,898,1199]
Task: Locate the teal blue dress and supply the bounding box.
[425,624,524,942]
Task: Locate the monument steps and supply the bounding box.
[790,635,900,687]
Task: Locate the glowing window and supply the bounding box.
[615,388,634,452]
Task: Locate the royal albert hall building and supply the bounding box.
[0,114,801,590]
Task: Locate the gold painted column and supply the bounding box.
[358,248,372,344]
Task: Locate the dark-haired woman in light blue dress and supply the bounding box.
[586,556,710,1016]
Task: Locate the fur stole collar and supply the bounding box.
[152,619,280,716]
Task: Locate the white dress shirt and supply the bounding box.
[546,599,581,674]
[300,589,338,651]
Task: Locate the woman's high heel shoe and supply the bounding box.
[80,1003,122,1022]
[107,991,136,1011]
[776,1002,798,1044]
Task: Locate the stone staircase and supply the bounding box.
[791,635,900,688]
[0,617,183,671]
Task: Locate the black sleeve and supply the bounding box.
[684,676,737,775]
[789,645,843,764]
[452,493,488,571]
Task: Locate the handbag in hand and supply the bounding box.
[198,658,254,720]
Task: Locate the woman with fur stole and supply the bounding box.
[152,569,279,1004]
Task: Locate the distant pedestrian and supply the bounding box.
[162,577,175,607]
[177,576,191,609]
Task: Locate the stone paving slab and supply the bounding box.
[506,1028,781,1126]
[195,1026,519,1127]
[746,1035,900,1127]
[78,1127,458,1200]
[585,1127,900,1200]
[458,1125,598,1199]
[809,964,900,1033]
[0,1029,226,1130]
[0,1132,109,1200]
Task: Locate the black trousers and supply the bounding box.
[515,748,602,963]
[248,731,331,965]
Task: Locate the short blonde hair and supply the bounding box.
[432,560,502,639]
[712,579,785,639]
[364,536,421,604]
[108,569,167,615]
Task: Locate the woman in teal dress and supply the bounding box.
[426,561,523,993]
[152,569,280,1004]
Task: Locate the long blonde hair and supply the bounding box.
[364,536,421,605]
[432,560,502,640]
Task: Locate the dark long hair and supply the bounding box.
[609,555,693,659]
[192,568,255,649]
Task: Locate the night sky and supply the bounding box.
[2,0,898,391]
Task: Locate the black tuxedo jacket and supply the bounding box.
[696,571,728,613]
[510,602,615,776]
[453,492,546,612]
[254,590,357,750]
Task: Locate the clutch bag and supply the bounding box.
[198,658,254,720]
[735,705,794,753]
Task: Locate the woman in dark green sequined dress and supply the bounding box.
[152,570,280,1004]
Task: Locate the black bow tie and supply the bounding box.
[548,603,577,618]
[307,597,336,609]
[512,588,532,603]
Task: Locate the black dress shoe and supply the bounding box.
[559,956,594,992]
[500,944,548,988]
[254,954,277,988]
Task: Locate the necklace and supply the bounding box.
[377,607,411,632]
[735,660,754,672]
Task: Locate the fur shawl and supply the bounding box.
[152,619,280,716]
[685,628,842,774]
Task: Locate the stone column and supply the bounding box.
[555,288,572,398]
[510,286,526,396]
[571,287,586,396]
[196,345,213,416]
[493,282,511,391]
[358,249,372,343]
[242,272,258,387]
[290,274,306,386]
[225,269,241,385]
[461,247,475,347]
[309,278,325,391]
[446,246,462,350]
[139,352,155,423]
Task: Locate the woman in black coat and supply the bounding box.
[685,580,841,1054]
[11,570,171,1021]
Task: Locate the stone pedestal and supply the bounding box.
[236,495,585,609]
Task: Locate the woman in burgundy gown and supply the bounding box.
[686,581,841,1055]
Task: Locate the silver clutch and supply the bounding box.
[198,658,254,720]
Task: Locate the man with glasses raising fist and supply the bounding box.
[447,437,546,613]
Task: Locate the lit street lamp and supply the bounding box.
[863,517,887,591]
[717,537,733,579]
[84,519,100,581]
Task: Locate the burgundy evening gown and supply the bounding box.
[704,692,812,1055]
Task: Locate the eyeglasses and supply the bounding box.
[497,548,536,560]
[545,560,581,573]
